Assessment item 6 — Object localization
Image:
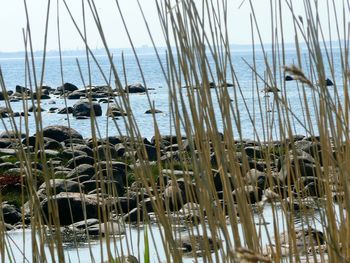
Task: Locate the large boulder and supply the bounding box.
[39,179,83,194]
[73,100,102,117]
[40,192,104,225]
[42,125,83,142]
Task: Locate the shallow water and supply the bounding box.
[3,202,332,263]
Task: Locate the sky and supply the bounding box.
[0,0,346,52]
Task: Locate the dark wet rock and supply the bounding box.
[1,202,22,224]
[0,148,17,156]
[115,196,138,214]
[125,83,146,93]
[48,107,59,113]
[87,221,125,236]
[210,170,235,192]
[93,144,119,160]
[0,162,17,171]
[71,144,93,157]
[106,104,127,117]
[57,82,79,94]
[326,78,334,86]
[39,179,82,194]
[114,143,126,157]
[60,149,87,160]
[175,235,221,255]
[81,180,123,196]
[40,192,105,225]
[145,109,163,114]
[92,168,126,186]
[37,149,60,159]
[66,164,95,179]
[135,144,159,161]
[42,125,83,142]
[72,99,102,117]
[0,138,14,148]
[244,146,265,159]
[0,130,25,139]
[28,105,45,112]
[57,107,74,114]
[285,75,294,81]
[67,90,85,100]
[44,140,63,151]
[32,93,50,100]
[16,85,31,94]
[66,155,95,169]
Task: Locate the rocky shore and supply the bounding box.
[0,121,342,261]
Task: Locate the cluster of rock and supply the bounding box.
[0,125,339,259]
[0,83,163,119]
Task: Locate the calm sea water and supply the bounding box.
[0,48,344,140]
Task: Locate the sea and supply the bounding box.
[0,46,344,141]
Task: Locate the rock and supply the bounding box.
[326,78,333,86]
[0,130,25,139]
[1,202,22,224]
[174,235,221,256]
[145,109,163,114]
[16,85,31,94]
[66,155,95,169]
[67,90,85,100]
[40,192,105,225]
[244,146,265,159]
[92,168,126,186]
[44,140,63,151]
[0,138,12,148]
[57,82,79,93]
[135,144,159,161]
[39,179,82,194]
[60,149,87,160]
[87,221,125,236]
[82,180,124,196]
[72,99,102,117]
[125,83,146,93]
[93,144,119,160]
[71,145,93,157]
[70,218,100,229]
[42,125,83,142]
[57,107,74,114]
[285,75,294,81]
[106,104,127,117]
[28,105,45,112]
[66,164,96,179]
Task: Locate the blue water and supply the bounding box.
[0,48,345,140]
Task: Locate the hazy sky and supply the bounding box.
[0,0,345,52]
